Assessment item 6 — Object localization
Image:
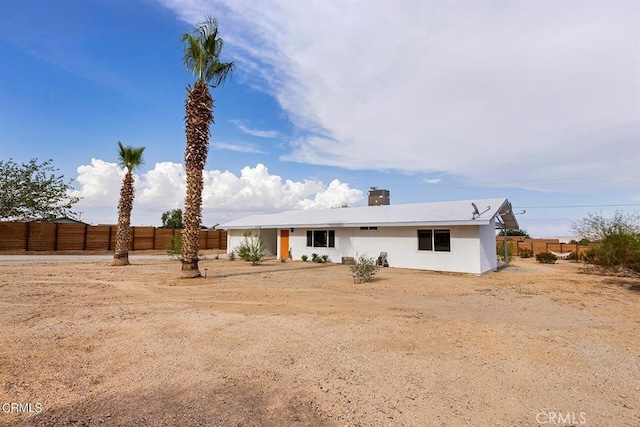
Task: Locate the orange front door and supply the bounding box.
[280,230,290,259]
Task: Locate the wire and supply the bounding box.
[515,203,640,209]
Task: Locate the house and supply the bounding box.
[219,198,519,275]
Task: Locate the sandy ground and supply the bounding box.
[0,254,638,426]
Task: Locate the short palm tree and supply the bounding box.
[112,141,145,266]
[180,16,234,277]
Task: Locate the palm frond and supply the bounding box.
[117,141,145,173]
[180,15,234,86]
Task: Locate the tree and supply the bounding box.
[572,211,640,271]
[180,16,234,277]
[112,142,145,266]
[0,158,79,221]
[497,228,531,238]
[161,208,183,228]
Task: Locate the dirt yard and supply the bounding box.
[0,254,638,426]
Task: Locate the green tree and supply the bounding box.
[161,208,183,228]
[497,228,531,238]
[0,158,79,221]
[572,211,640,272]
[112,142,145,266]
[180,16,234,278]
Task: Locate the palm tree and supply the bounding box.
[180,16,234,277]
[112,141,145,266]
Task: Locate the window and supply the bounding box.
[359,226,378,230]
[434,230,451,252]
[418,229,450,252]
[418,230,432,251]
[306,230,335,248]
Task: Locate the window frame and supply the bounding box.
[417,228,451,252]
[306,230,336,248]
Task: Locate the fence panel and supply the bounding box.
[86,226,112,251]
[56,224,87,251]
[27,223,57,251]
[155,228,176,250]
[132,226,155,251]
[0,222,27,251]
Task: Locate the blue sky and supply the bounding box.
[1,0,638,238]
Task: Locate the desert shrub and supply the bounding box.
[536,252,557,264]
[321,254,330,263]
[519,248,533,258]
[236,231,267,266]
[166,233,183,259]
[301,255,308,262]
[350,253,379,284]
[572,211,640,272]
[566,250,580,262]
[228,250,236,261]
[311,253,320,263]
[497,241,515,263]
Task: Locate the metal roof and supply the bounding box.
[220,198,519,230]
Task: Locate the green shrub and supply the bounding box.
[350,253,379,284]
[311,253,320,263]
[321,254,330,263]
[301,255,308,262]
[536,252,557,264]
[228,250,236,261]
[572,211,640,272]
[566,250,580,262]
[166,233,183,259]
[519,248,533,258]
[497,241,515,263]
[236,231,267,266]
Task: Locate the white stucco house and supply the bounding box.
[219,198,519,275]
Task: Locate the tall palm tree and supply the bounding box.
[112,141,145,266]
[180,16,234,277]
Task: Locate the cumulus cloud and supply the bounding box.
[71,160,363,225]
[159,0,639,193]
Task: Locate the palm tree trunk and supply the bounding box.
[182,82,213,277]
[112,172,134,266]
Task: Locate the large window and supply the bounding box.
[306,230,335,248]
[418,229,450,252]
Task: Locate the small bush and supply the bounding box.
[566,250,580,262]
[166,233,183,260]
[321,254,330,263]
[301,255,308,262]
[228,250,236,261]
[311,253,320,263]
[536,252,557,264]
[519,248,533,258]
[236,231,267,266]
[350,253,379,284]
[497,241,515,263]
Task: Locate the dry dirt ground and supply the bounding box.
[0,254,638,426]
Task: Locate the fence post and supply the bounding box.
[54,223,59,251]
[25,222,30,251]
[83,224,88,251]
[131,226,135,252]
[108,226,112,251]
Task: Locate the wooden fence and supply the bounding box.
[0,222,227,252]
[496,236,589,256]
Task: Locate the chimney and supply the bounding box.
[368,187,390,206]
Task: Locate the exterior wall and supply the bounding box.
[227,225,495,274]
[288,225,489,274]
[227,228,277,256]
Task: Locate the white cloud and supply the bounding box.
[230,119,281,138]
[423,178,441,185]
[71,160,363,225]
[159,0,639,193]
[212,141,264,153]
